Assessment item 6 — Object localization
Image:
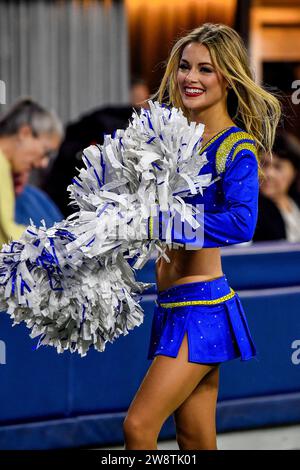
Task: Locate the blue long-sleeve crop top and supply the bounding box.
[147,126,260,249]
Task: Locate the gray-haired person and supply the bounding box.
[0,98,63,247]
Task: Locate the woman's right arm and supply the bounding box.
[147,145,259,249]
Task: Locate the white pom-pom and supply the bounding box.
[0,100,214,356]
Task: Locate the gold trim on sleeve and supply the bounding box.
[215,131,256,175]
[149,215,154,239]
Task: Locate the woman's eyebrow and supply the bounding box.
[180,59,213,66]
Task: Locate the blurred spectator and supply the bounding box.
[129,78,150,109]
[0,98,63,247]
[14,170,63,228]
[43,78,150,216]
[253,131,300,242]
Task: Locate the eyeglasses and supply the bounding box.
[43,149,58,160]
[31,129,59,160]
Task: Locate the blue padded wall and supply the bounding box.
[0,241,300,448]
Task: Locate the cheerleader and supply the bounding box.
[123,23,281,450]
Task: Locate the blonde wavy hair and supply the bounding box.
[151,23,282,171]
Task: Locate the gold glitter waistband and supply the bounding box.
[157,287,236,308]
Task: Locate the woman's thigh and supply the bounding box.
[124,332,216,436]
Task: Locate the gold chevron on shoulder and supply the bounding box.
[215,131,257,175]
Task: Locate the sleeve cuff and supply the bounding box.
[147,214,160,240]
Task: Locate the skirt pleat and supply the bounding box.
[224,293,257,361]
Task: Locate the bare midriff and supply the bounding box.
[156,246,224,293]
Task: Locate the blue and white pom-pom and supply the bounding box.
[0,220,151,357]
[0,100,213,356]
[67,100,211,266]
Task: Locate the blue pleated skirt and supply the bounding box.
[147,274,258,364]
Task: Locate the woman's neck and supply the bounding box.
[190,102,235,137]
[271,193,293,213]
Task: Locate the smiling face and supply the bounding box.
[260,153,297,199]
[177,42,229,119]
